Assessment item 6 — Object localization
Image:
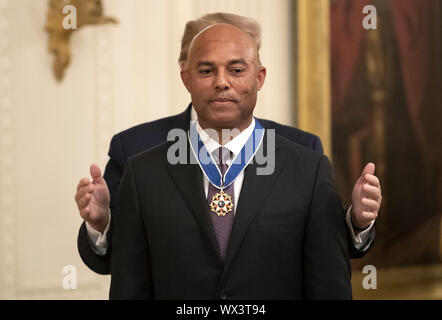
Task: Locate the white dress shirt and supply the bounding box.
[86,109,374,254]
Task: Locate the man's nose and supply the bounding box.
[214,70,229,90]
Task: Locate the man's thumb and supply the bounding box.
[90,164,103,184]
[362,162,375,176]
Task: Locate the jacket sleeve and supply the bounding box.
[109,158,153,299]
[303,155,352,299]
[77,134,126,275]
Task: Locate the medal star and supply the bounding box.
[210,191,233,216]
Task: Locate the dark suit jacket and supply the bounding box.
[109,132,352,299]
[78,104,373,275]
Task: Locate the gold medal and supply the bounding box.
[210,190,233,217]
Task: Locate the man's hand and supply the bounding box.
[75,164,110,234]
[351,163,382,230]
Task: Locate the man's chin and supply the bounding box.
[208,113,241,129]
[195,105,251,130]
[209,99,238,107]
[205,118,255,136]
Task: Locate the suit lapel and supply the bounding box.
[221,134,286,283]
[166,141,221,261]
[166,128,288,273]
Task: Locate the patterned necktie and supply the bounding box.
[207,147,235,260]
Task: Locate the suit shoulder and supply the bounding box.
[128,140,173,165]
[121,141,174,186]
[258,118,323,153]
[108,107,190,160]
[274,133,324,167]
[116,110,188,140]
[258,118,320,141]
[273,134,330,186]
[275,133,321,157]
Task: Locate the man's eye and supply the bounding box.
[199,69,212,75]
[231,68,245,74]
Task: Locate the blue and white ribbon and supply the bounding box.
[188,119,265,189]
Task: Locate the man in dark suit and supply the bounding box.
[105,23,363,299]
[75,13,381,277]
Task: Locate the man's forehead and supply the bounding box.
[192,48,256,69]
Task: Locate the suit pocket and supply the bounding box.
[255,211,299,233]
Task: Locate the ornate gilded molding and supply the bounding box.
[45,0,117,81]
[297,0,331,157]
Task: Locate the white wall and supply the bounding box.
[0,0,292,299]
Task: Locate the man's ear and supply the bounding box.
[181,69,191,93]
[256,66,266,91]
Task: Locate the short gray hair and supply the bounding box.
[179,12,262,64]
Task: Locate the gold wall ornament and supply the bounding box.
[45,0,117,81]
[296,0,331,158]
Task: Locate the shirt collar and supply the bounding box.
[194,112,255,160]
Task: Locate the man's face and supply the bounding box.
[181,24,266,131]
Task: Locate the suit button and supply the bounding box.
[220,292,228,300]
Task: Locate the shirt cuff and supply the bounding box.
[345,205,375,250]
[85,211,111,256]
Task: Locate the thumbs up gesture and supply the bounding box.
[351,163,382,230]
[75,164,110,233]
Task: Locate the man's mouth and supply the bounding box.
[209,98,237,104]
